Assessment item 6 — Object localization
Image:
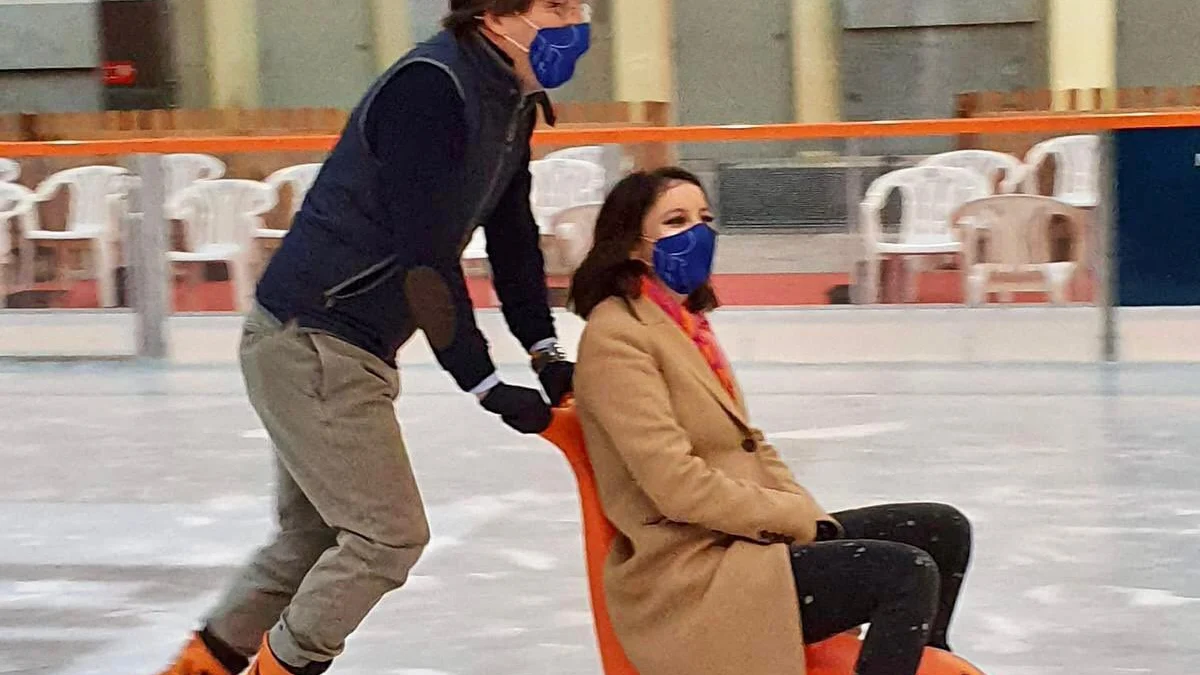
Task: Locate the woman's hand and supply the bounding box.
[815,518,844,542]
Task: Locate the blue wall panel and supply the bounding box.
[1116,128,1200,306]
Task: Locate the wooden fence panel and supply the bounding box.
[956,85,1200,156]
[3,102,673,185]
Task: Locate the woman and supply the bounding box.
[569,168,972,675]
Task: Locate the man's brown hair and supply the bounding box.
[443,0,535,35]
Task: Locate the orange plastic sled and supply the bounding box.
[541,405,986,675]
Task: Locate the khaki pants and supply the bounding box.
[206,305,429,667]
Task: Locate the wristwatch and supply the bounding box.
[531,342,568,374]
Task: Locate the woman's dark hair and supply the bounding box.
[568,167,720,319]
[443,0,535,36]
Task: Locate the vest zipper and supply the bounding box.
[467,95,532,234]
[322,255,399,308]
[505,97,527,143]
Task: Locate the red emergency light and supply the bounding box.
[102,61,138,86]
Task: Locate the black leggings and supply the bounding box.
[790,503,972,675]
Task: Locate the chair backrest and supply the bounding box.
[265,163,323,216]
[551,202,604,271]
[162,153,227,201]
[951,194,1088,270]
[35,166,133,232]
[0,182,37,258]
[541,406,642,675]
[539,406,986,675]
[918,150,1024,194]
[167,179,277,252]
[461,228,488,261]
[861,166,990,246]
[530,158,607,229]
[1022,134,1100,206]
[0,158,20,183]
[544,145,606,166]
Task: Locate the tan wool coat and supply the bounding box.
[575,294,835,675]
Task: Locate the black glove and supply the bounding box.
[480,383,552,434]
[537,360,575,407]
[531,342,574,407]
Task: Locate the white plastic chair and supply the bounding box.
[264,163,323,220]
[0,182,37,307]
[0,158,20,183]
[544,146,606,166]
[951,195,1087,306]
[551,202,604,272]
[162,154,226,202]
[462,229,488,263]
[24,166,132,307]
[1021,135,1100,208]
[860,166,991,303]
[458,228,494,303]
[529,158,607,234]
[167,179,277,312]
[919,150,1024,194]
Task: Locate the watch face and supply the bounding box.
[533,343,565,360]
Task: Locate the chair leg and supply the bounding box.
[183,263,204,312]
[229,255,251,314]
[966,271,987,307]
[19,240,35,288]
[48,244,71,292]
[1045,265,1072,306]
[903,256,924,303]
[93,239,118,308]
[864,256,881,304]
[1047,286,1067,305]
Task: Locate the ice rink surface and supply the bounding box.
[1,359,1198,675]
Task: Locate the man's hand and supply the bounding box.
[531,342,574,407]
[480,383,552,434]
[537,360,574,407]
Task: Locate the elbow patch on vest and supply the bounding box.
[405,267,457,351]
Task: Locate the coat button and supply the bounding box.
[742,438,757,452]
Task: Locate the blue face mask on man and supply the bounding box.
[525,19,591,89]
[649,223,719,296]
[492,7,592,90]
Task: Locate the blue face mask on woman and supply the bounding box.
[649,223,718,296]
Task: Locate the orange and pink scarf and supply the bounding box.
[642,277,737,401]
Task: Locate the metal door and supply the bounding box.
[101,0,173,110]
[840,0,1046,154]
[257,0,377,109]
[673,0,794,160]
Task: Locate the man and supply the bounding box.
[159,1,590,673]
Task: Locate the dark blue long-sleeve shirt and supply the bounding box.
[257,57,556,392]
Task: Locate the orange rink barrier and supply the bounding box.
[4,109,1200,157]
[2,108,1157,312]
[43,269,1088,310]
[540,405,986,675]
